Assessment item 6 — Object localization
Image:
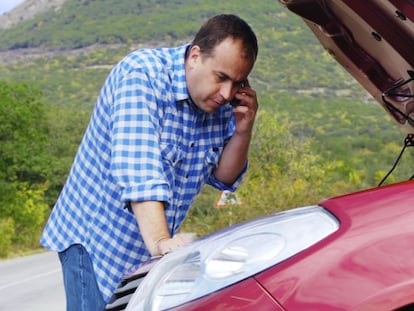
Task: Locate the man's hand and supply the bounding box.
[132,201,195,257]
[156,234,195,256]
[231,80,258,136]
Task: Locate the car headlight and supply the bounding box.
[126,205,339,311]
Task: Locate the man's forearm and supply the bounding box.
[131,201,170,256]
[214,131,251,185]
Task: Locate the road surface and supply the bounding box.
[0,251,65,311]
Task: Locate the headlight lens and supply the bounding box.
[126,206,339,311]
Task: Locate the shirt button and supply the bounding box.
[190,142,195,147]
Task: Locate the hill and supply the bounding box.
[0,0,65,29]
[0,0,367,98]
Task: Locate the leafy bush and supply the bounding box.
[0,81,52,256]
[0,81,50,185]
[0,218,15,258]
[5,183,49,247]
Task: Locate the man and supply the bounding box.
[41,14,258,310]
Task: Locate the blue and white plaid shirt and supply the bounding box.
[41,43,246,301]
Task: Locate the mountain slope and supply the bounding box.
[0,0,66,29]
[0,0,370,108]
[0,0,282,50]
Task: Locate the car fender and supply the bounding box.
[350,281,414,311]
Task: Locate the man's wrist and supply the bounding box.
[151,236,170,256]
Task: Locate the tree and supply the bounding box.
[0,80,50,185]
[0,80,51,256]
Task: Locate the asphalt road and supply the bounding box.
[0,251,65,311]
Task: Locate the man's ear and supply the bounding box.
[187,45,201,66]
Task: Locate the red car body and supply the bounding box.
[171,181,414,311]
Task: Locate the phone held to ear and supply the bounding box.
[230,98,241,107]
[230,80,247,107]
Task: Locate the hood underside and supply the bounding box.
[280,0,414,134]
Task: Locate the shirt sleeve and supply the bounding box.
[208,161,248,192]
[110,69,172,205]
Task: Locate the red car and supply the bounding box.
[106,1,414,310]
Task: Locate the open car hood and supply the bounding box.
[280,0,414,134]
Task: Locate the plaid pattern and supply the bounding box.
[40,44,246,301]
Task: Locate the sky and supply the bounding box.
[0,0,26,15]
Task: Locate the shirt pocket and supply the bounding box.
[160,142,185,184]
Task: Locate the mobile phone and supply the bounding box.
[230,98,241,107]
[230,80,247,106]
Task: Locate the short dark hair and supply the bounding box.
[191,14,258,63]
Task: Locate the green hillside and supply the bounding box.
[0,0,411,256]
[0,0,291,49]
[0,0,362,93]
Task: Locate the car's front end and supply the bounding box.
[107,181,414,311]
[126,205,339,310]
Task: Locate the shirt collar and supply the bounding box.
[171,43,191,102]
[171,43,209,121]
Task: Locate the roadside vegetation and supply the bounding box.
[0,0,411,257]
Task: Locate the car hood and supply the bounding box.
[279,0,414,134]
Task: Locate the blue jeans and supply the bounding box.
[58,244,106,311]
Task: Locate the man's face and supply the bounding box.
[185,38,254,113]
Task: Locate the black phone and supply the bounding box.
[230,80,247,106]
[230,98,241,107]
